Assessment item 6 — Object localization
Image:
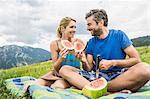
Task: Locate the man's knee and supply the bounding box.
[134,62,150,78]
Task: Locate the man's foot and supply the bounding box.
[106,89,132,95]
[120,89,132,94]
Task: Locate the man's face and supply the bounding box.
[86,16,103,36]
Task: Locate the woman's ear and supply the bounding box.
[60,26,65,33]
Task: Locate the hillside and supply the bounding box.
[136,46,150,64]
[0,45,52,69]
[131,36,150,47]
[0,46,149,98]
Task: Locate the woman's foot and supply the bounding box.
[23,80,36,92]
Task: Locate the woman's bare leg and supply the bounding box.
[51,79,70,89]
[59,66,90,89]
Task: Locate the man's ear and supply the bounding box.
[98,20,104,27]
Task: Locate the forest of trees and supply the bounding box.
[131,36,150,47]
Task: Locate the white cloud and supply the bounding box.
[0,34,18,46]
[32,33,56,51]
[0,0,149,50]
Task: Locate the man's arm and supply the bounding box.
[111,45,141,67]
[99,45,141,70]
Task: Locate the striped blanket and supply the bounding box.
[5,76,150,99]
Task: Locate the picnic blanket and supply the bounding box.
[5,76,150,99]
[5,76,36,97]
[29,84,87,99]
[5,76,88,99]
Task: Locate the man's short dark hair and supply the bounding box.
[85,9,108,27]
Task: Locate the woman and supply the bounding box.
[29,17,85,89]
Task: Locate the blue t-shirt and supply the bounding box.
[85,29,132,72]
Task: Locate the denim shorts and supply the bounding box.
[79,68,128,81]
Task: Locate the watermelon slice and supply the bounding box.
[82,77,107,99]
[74,41,85,52]
[61,40,85,52]
[61,40,74,50]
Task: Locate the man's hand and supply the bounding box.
[99,59,114,70]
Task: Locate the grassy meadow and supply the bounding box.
[0,46,149,98]
[0,61,52,98]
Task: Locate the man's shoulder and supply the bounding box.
[109,29,125,34]
[109,29,126,38]
[87,37,96,43]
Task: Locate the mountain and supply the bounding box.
[131,36,150,47]
[0,45,51,69]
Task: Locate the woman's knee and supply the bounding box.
[59,66,73,76]
[51,80,70,89]
[35,78,53,86]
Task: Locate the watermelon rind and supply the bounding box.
[82,77,107,99]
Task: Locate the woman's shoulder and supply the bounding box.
[50,39,63,52]
[50,39,60,46]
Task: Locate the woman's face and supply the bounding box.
[64,20,76,39]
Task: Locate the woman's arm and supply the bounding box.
[81,53,94,71]
[50,41,68,73]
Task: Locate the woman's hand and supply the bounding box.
[75,52,87,62]
[76,52,93,71]
[59,48,69,59]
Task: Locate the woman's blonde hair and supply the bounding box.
[57,17,76,38]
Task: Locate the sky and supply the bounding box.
[0,0,150,51]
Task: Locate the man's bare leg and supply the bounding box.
[59,66,90,89]
[108,62,150,92]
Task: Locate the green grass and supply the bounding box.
[136,46,150,64]
[0,46,149,98]
[0,61,52,98]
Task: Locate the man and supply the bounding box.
[59,9,150,92]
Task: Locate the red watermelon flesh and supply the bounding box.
[61,40,85,52]
[82,77,107,98]
[64,41,72,47]
[61,40,74,50]
[74,41,85,52]
[90,79,105,89]
[75,43,82,50]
